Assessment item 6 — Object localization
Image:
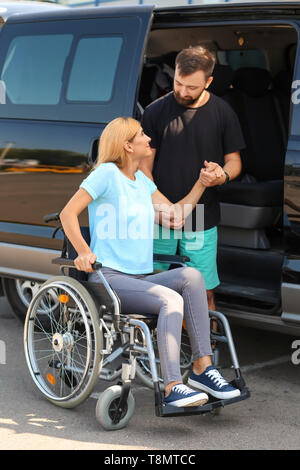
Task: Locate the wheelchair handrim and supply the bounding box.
[24,282,95,402]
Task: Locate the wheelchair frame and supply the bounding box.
[24,212,250,430]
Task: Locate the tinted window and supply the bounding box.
[0,16,148,122]
[220,49,267,70]
[67,36,123,102]
[1,34,73,104]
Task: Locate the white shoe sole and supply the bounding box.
[166,393,209,408]
[188,378,241,400]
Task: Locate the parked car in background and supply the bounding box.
[0,1,299,337]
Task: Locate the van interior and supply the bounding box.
[137,23,298,315]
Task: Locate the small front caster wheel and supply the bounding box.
[96,385,135,431]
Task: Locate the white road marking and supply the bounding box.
[240,355,291,373]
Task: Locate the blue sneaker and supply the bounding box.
[163,383,209,408]
[188,366,241,400]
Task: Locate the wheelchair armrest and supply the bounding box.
[153,254,190,266]
[52,257,103,270]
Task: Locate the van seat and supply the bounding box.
[208,64,233,97]
[209,65,284,205]
[217,67,286,249]
[223,67,286,184]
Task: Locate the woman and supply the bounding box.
[60,117,240,407]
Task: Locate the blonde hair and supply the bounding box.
[93,116,141,170]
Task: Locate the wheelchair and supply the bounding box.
[24,212,250,431]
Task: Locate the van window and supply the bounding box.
[67,36,123,103]
[219,49,267,70]
[1,34,73,105]
[0,16,149,122]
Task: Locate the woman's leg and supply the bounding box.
[89,268,185,387]
[142,267,241,400]
[144,266,213,372]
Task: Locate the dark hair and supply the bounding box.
[175,46,216,79]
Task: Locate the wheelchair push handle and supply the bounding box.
[43,212,61,224]
[43,212,63,239]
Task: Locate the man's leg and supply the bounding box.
[207,289,216,311]
[153,223,179,271]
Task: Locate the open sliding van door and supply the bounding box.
[282,36,300,328]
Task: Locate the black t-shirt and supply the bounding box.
[141,92,245,231]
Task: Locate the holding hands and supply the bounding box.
[153,160,228,232]
[199,160,226,187]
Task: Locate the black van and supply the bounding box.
[0,2,299,336]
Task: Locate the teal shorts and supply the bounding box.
[153,224,220,291]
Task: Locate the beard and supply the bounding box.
[174,89,205,107]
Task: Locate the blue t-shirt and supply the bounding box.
[80,162,157,274]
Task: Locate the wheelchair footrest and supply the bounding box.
[156,386,250,418]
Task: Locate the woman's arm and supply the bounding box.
[152,160,225,229]
[152,178,206,229]
[152,190,184,229]
[59,188,97,272]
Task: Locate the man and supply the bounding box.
[140,46,245,310]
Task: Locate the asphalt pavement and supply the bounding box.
[0,296,300,451]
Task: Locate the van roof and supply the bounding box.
[3,1,300,25]
[0,1,67,23]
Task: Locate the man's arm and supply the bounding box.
[139,147,156,181]
[200,151,242,187]
[223,151,242,182]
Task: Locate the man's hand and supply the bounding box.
[199,160,226,187]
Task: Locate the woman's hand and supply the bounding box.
[152,185,206,230]
[170,204,186,229]
[74,252,97,273]
[155,204,185,230]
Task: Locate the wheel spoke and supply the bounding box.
[24,277,102,406]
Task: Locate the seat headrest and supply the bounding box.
[233,67,272,97]
[208,64,233,96]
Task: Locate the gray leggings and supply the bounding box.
[89,266,212,386]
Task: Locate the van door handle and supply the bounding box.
[88,138,99,166]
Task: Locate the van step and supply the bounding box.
[215,282,279,304]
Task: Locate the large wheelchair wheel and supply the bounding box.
[135,321,192,390]
[24,276,103,408]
